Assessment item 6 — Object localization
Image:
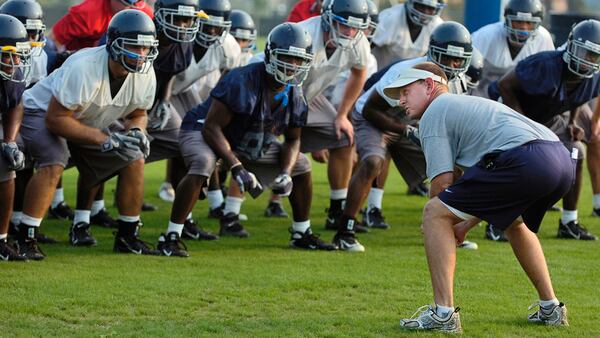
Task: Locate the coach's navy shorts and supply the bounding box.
[438,140,575,233]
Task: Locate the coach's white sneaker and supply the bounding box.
[400,305,462,334]
[158,182,175,202]
[400,305,462,333]
[528,302,569,326]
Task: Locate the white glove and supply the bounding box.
[126,128,150,158]
[271,172,293,197]
[1,142,25,170]
[149,100,173,131]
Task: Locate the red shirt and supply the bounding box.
[287,0,321,23]
[52,0,154,51]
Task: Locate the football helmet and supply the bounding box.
[406,0,445,26]
[0,0,44,56]
[230,9,256,53]
[264,23,313,87]
[428,21,472,79]
[321,0,370,49]
[563,19,600,78]
[196,0,232,48]
[465,47,483,92]
[107,9,158,74]
[0,13,31,82]
[365,0,378,42]
[154,0,202,43]
[504,0,544,45]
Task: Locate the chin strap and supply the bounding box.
[274,83,292,108]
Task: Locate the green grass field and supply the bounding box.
[2,160,600,337]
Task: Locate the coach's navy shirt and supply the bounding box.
[181,62,308,160]
[492,51,600,124]
[0,74,25,114]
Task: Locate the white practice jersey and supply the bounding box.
[324,53,378,109]
[23,46,156,130]
[26,48,48,87]
[239,50,254,66]
[297,16,370,102]
[355,56,467,115]
[194,69,221,102]
[371,3,442,69]
[471,21,554,98]
[171,33,241,95]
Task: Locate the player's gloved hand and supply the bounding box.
[231,163,263,198]
[271,172,293,197]
[405,125,421,147]
[100,131,141,160]
[126,127,150,158]
[149,100,173,131]
[1,142,25,170]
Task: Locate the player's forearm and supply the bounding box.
[202,125,239,169]
[1,104,23,143]
[281,137,301,175]
[124,110,148,131]
[46,115,107,145]
[337,68,367,119]
[569,106,581,125]
[498,78,524,114]
[363,109,406,134]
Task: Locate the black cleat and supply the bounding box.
[484,223,508,242]
[157,232,189,257]
[0,239,27,261]
[219,213,249,238]
[362,207,390,229]
[207,203,224,219]
[16,225,45,261]
[113,233,160,255]
[90,208,118,228]
[141,202,158,212]
[289,228,338,251]
[48,201,75,220]
[407,182,429,197]
[333,231,365,252]
[557,220,597,240]
[36,232,57,244]
[325,208,369,233]
[69,222,97,246]
[182,219,219,240]
[264,201,289,218]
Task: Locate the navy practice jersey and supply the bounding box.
[152,41,193,105]
[181,62,308,160]
[489,51,600,124]
[0,74,25,114]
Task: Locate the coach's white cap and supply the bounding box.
[383,68,447,100]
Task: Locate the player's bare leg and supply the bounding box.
[22,165,63,219]
[289,172,312,221]
[171,174,208,224]
[344,156,384,219]
[0,179,15,236]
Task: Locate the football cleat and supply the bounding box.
[219,213,249,238]
[484,223,508,242]
[528,302,569,326]
[113,233,160,255]
[325,207,369,233]
[400,305,462,333]
[141,201,158,212]
[16,225,46,261]
[48,201,75,220]
[264,201,289,218]
[208,203,224,218]
[289,228,338,251]
[333,231,365,252]
[0,239,27,261]
[90,208,118,228]
[157,232,189,257]
[557,220,597,240]
[362,207,389,229]
[69,222,97,247]
[182,219,218,240]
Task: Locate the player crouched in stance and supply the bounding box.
[0,13,31,261]
[15,9,159,259]
[383,63,571,333]
[159,22,338,257]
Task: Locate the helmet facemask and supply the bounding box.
[323,10,369,49]
[110,34,159,74]
[24,19,45,57]
[266,46,313,87]
[564,39,600,78]
[0,41,31,82]
[195,14,231,48]
[428,44,472,80]
[505,13,541,45]
[232,28,256,53]
[155,5,201,42]
[407,0,445,26]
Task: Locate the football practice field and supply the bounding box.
[2,160,599,337]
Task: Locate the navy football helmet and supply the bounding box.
[230,9,256,53]
[321,0,370,49]
[406,0,445,26]
[465,47,483,92]
[154,0,202,43]
[504,0,543,45]
[0,0,45,56]
[196,0,232,48]
[0,13,31,82]
[264,23,313,87]
[428,21,473,79]
[365,0,378,42]
[107,10,158,74]
[563,19,600,78]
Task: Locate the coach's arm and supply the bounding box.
[45,96,107,145]
[362,90,406,134]
[202,98,239,169]
[497,69,525,114]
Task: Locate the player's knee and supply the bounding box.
[361,156,383,177]
[186,174,208,188]
[38,165,64,181]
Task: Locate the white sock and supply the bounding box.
[21,214,42,227]
[330,188,348,200]
[593,194,600,209]
[51,188,65,209]
[367,188,384,210]
[435,304,454,318]
[166,221,184,236]
[118,215,140,223]
[90,200,105,216]
[73,210,91,225]
[539,298,559,309]
[223,196,243,215]
[0,233,7,240]
[292,220,310,233]
[207,190,224,210]
[561,209,578,224]
[11,211,23,225]
[187,212,193,220]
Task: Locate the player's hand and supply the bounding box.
[404,125,421,147]
[568,124,584,141]
[126,127,150,158]
[149,100,173,131]
[311,149,329,163]
[334,116,354,144]
[231,163,263,198]
[1,142,25,170]
[101,131,141,158]
[271,172,293,197]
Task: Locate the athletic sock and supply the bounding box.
[539,298,559,309]
[20,214,42,227]
[50,188,65,209]
[73,210,91,225]
[435,304,454,318]
[367,188,384,211]
[207,189,224,210]
[329,189,348,211]
[166,221,184,236]
[593,194,600,210]
[224,196,243,215]
[292,220,310,234]
[561,210,578,224]
[90,200,105,217]
[11,211,23,226]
